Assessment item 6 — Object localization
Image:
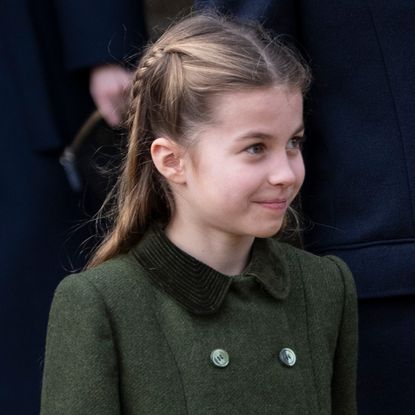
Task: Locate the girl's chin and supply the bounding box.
[251,224,283,238]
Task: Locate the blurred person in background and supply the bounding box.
[0,0,147,413]
[197,1,415,414]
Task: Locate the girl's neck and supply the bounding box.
[165,218,255,276]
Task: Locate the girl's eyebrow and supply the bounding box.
[236,124,305,141]
[292,124,305,136]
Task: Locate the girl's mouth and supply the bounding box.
[255,199,288,211]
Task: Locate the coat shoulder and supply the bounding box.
[53,251,153,308]
[274,240,357,304]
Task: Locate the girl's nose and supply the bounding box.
[267,155,300,187]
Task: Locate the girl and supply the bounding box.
[41,13,357,415]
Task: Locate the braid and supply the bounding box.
[87,44,177,268]
[126,45,165,130]
[139,45,166,72]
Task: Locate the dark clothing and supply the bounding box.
[357,297,415,414]
[196,0,415,413]
[197,0,415,299]
[41,227,357,414]
[0,1,147,413]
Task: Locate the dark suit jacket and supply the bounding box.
[41,228,357,414]
[196,0,415,300]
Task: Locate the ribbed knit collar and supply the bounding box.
[131,225,290,315]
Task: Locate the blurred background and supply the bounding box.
[146,0,191,37]
[0,1,190,414]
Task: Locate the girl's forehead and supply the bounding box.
[209,86,302,121]
[190,86,303,146]
[208,87,303,128]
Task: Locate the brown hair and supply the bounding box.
[88,12,311,268]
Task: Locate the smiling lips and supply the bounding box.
[255,199,288,211]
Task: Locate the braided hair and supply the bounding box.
[88,12,311,268]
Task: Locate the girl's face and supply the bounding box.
[175,85,305,240]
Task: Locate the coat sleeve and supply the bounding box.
[40,274,121,415]
[53,0,148,70]
[327,256,358,415]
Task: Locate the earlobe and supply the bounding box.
[151,138,186,184]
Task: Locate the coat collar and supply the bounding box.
[131,225,290,315]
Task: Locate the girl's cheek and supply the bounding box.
[295,157,306,185]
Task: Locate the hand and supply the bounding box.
[89,64,133,127]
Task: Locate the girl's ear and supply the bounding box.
[151,137,186,184]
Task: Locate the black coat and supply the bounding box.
[0,1,147,413]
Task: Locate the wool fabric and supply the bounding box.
[41,226,357,414]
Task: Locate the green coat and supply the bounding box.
[41,226,358,414]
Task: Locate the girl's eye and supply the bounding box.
[287,136,305,151]
[245,143,265,155]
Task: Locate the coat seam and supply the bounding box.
[325,256,356,414]
[295,252,322,415]
[365,0,415,232]
[312,237,415,254]
[83,275,123,413]
[147,286,190,414]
